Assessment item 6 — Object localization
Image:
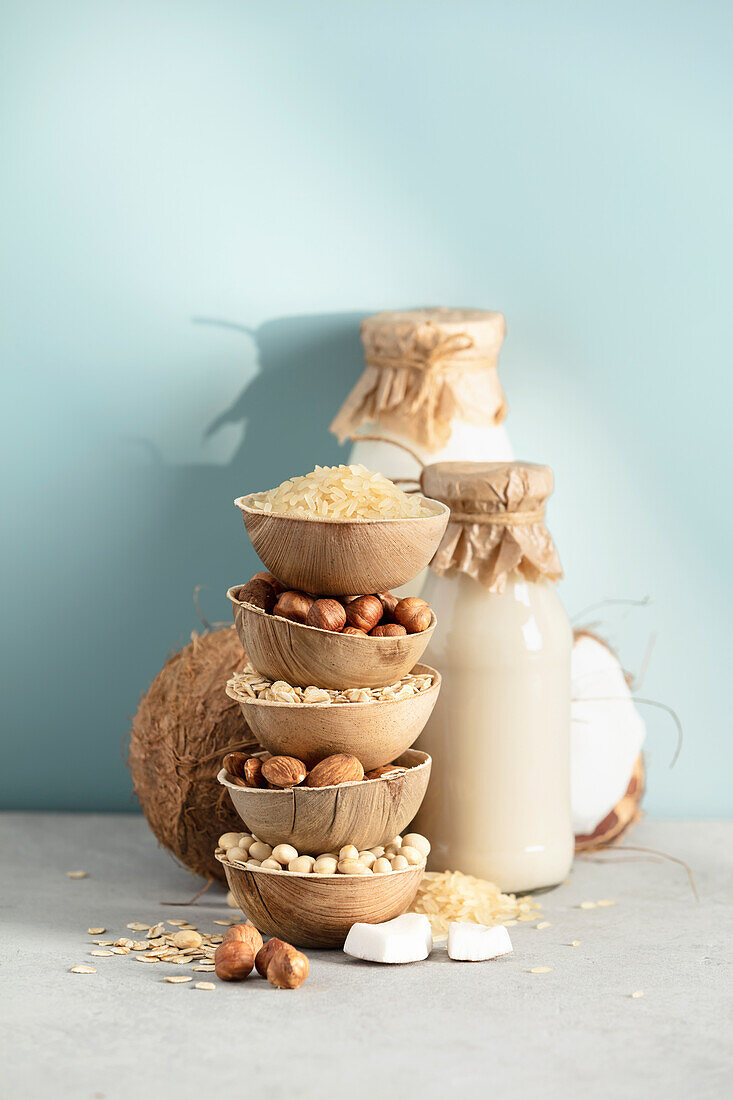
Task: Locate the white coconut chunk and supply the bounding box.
[343,914,433,964]
[447,922,513,961]
[571,633,646,835]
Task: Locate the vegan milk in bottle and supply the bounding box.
[413,461,573,894]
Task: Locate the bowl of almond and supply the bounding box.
[218,748,432,853]
[225,663,441,773]
[228,581,436,690]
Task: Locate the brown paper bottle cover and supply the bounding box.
[330,308,508,452]
[421,461,563,593]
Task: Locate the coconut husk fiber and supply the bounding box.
[128,625,260,881]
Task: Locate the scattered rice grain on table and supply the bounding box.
[410,870,541,936]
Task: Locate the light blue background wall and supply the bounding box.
[2,0,731,815]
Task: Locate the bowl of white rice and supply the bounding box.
[235,464,449,596]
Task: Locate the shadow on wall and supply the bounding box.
[130,312,368,635]
[197,311,365,475]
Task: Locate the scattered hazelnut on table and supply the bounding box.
[307,598,347,633]
[223,923,264,956]
[394,597,432,634]
[272,590,314,623]
[370,623,407,638]
[345,594,383,633]
[266,943,310,989]
[214,940,255,981]
[255,937,287,977]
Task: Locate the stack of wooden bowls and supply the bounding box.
[218,491,449,947]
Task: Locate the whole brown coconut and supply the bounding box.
[128,625,260,881]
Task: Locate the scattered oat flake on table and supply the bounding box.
[579,901,596,909]
[193,965,216,972]
[530,967,552,974]
[597,899,616,907]
[165,975,192,983]
[570,940,580,947]
[66,871,88,879]
[212,920,235,926]
[535,922,551,930]
[136,956,159,963]
[167,919,187,926]
[87,927,106,935]
[90,950,114,957]
[194,982,215,990]
[631,990,644,999]
[127,922,150,931]
[70,965,96,974]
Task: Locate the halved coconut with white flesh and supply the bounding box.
[572,631,646,850]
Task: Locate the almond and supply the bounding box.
[260,755,308,788]
[243,757,268,788]
[305,754,364,788]
[365,764,407,780]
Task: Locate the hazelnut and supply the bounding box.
[266,943,310,989]
[345,594,383,633]
[243,757,267,788]
[223,923,264,956]
[342,626,367,636]
[222,752,250,781]
[377,591,399,619]
[273,590,314,623]
[394,597,432,634]
[307,599,347,633]
[369,623,407,638]
[238,579,277,613]
[251,570,285,594]
[214,940,255,981]
[255,937,288,977]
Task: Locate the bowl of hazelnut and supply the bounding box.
[217,748,432,853]
[228,579,436,690]
[224,662,441,773]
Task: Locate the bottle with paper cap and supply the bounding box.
[412,461,573,893]
[331,307,514,481]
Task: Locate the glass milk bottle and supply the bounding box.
[330,308,514,483]
[413,461,573,894]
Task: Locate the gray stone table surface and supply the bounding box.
[1,814,731,1099]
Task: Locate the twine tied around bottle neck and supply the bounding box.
[362,323,499,448]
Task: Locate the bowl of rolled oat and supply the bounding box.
[224,663,441,772]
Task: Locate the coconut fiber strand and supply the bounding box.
[128,626,259,881]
